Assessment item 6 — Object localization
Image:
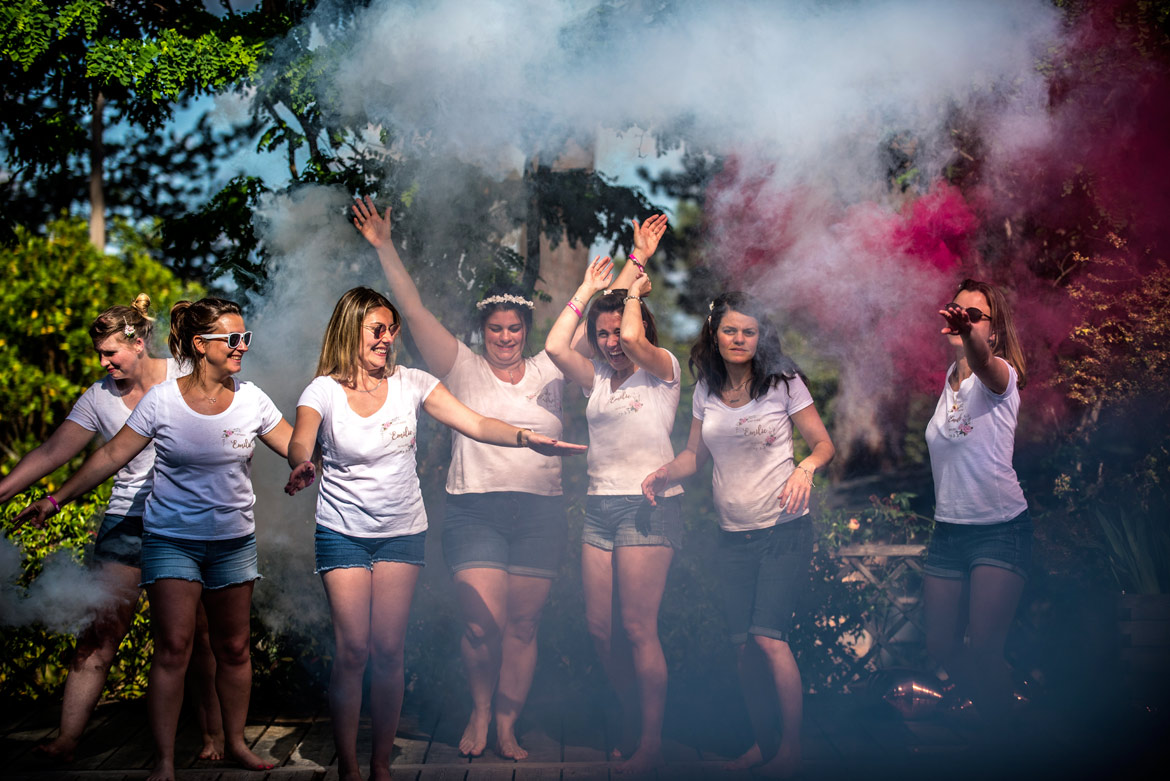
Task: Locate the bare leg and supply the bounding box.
[200,580,270,772]
[923,574,967,672]
[145,579,202,781]
[494,573,553,760]
[750,636,803,779]
[367,562,421,781]
[36,561,140,763]
[321,567,374,781]
[724,642,773,771]
[452,568,508,757]
[189,602,224,760]
[581,544,636,757]
[613,545,673,775]
[960,566,1027,725]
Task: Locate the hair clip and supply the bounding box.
[123,319,136,338]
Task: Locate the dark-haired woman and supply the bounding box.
[2,296,223,763]
[923,279,1031,728]
[545,259,680,773]
[642,292,834,779]
[352,196,664,758]
[283,287,583,781]
[17,298,294,781]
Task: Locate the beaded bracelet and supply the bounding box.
[629,254,645,273]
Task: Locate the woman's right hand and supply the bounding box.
[284,461,316,496]
[352,195,392,250]
[641,466,670,507]
[581,255,614,295]
[10,497,57,530]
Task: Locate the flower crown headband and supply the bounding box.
[476,293,534,310]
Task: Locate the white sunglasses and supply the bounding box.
[199,331,253,349]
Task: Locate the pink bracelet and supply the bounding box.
[628,254,645,273]
[566,300,583,318]
[46,494,61,513]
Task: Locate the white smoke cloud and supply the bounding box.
[0,537,120,634]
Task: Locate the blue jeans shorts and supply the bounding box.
[442,492,566,579]
[92,513,144,568]
[924,509,1033,580]
[717,517,813,645]
[140,531,261,590]
[582,494,683,551]
[314,525,426,574]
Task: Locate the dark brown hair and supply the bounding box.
[167,298,243,379]
[689,291,799,400]
[585,289,659,351]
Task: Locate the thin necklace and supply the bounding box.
[723,375,751,402]
[356,375,384,393]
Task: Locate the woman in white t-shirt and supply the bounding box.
[544,258,680,773]
[2,295,222,763]
[17,297,295,781]
[923,278,1031,726]
[642,292,834,779]
[282,287,582,781]
[351,197,642,759]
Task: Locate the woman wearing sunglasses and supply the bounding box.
[924,279,1030,730]
[282,287,584,781]
[642,292,834,778]
[16,297,294,781]
[2,295,223,764]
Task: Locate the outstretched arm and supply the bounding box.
[353,196,460,376]
[611,214,668,290]
[0,421,96,503]
[422,383,587,456]
[546,256,614,389]
[939,303,1010,394]
[10,426,151,529]
[258,419,294,460]
[642,416,708,506]
[284,407,322,496]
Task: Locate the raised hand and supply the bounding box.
[631,214,669,262]
[352,195,392,249]
[524,432,588,457]
[10,497,57,530]
[284,461,317,496]
[629,272,652,299]
[939,303,972,336]
[582,255,615,295]
[641,466,670,507]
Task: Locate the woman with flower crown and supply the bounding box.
[352,196,665,759]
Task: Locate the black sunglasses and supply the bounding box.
[199,331,253,349]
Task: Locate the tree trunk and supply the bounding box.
[521,154,542,296]
[89,90,106,252]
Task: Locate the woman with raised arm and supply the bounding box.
[1,296,223,764]
[352,195,665,759]
[642,292,834,779]
[923,279,1031,730]
[16,298,294,781]
[544,259,680,774]
[283,287,583,781]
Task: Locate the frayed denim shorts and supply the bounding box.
[92,513,144,568]
[314,524,426,574]
[924,508,1033,580]
[139,531,261,590]
[442,492,566,579]
[717,517,813,646]
[582,494,683,551]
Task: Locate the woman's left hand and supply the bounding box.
[939,303,972,336]
[581,255,615,294]
[777,467,814,515]
[10,497,57,529]
[284,461,316,496]
[523,432,588,457]
[632,214,668,261]
[628,272,652,299]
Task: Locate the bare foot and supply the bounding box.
[617,745,664,775]
[369,762,392,781]
[146,758,175,781]
[33,737,77,764]
[725,742,763,770]
[227,743,275,771]
[198,732,225,761]
[459,709,491,757]
[496,729,528,760]
[752,742,801,779]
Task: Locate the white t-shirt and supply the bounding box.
[65,359,185,516]
[585,352,683,496]
[925,359,1028,524]
[297,369,440,538]
[125,378,284,540]
[694,376,815,532]
[441,341,564,496]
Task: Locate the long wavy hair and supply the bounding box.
[316,287,401,384]
[168,297,242,381]
[586,289,659,351]
[689,291,799,400]
[955,278,1027,389]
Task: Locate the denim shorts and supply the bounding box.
[442,492,566,579]
[582,494,683,551]
[924,509,1033,580]
[314,525,426,574]
[717,517,813,645]
[140,531,261,590]
[92,514,144,567]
